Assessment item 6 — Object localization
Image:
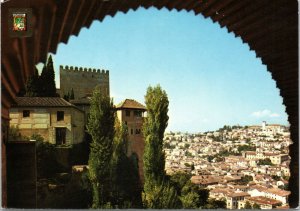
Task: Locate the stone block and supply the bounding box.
[18,124,32,129]
[32,113,48,118]
[33,124,48,129]
[33,119,49,124]
[9,113,19,118]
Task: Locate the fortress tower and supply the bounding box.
[59,65,110,99]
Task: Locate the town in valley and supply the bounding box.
[163,122,291,209]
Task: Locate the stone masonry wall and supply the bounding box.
[59,65,110,99]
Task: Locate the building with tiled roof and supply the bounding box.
[116,99,146,110]
[9,97,85,145]
[116,99,147,184]
[225,191,250,209]
[239,196,282,209]
[13,97,79,108]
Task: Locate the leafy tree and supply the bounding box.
[170,172,209,208]
[253,203,261,209]
[191,163,195,171]
[238,145,256,152]
[8,126,22,141]
[244,201,252,209]
[142,180,181,209]
[204,198,226,209]
[87,88,115,208]
[283,175,290,181]
[185,151,193,157]
[142,85,181,208]
[272,175,281,181]
[59,171,92,208]
[235,175,253,185]
[34,134,63,179]
[278,184,289,190]
[184,143,190,149]
[257,158,273,166]
[180,191,199,208]
[143,85,169,181]
[169,172,192,194]
[181,181,209,208]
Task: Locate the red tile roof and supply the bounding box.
[13,97,74,107]
[12,97,84,112]
[264,188,291,197]
[227,191,250,198]
[247,196,282,205]
[116,99,146,110]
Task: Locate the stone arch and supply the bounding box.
[1,0,298,207]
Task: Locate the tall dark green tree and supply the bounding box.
[87,88,115,208]
[39,65,47,96]
[40,55,57,97]
[142,85,180,208]
[25,68,40,97]
[24,77,36,97]
[143,85,169,182]
[110,118,142,208]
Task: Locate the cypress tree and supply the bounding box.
[40,55,56,97]
[87,88,115,208]
[143,85,169,182]
[25,68,40,97]
[39,64,49,96]
[46,55,57,96]
[110,118,142,208]
[142,85,180,208]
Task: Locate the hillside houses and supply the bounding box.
[163,122,291,209]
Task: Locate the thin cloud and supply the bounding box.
[251,109,280,118]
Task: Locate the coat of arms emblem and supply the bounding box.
[13,13,26,31]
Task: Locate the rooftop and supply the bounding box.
[227,191,250,198]
[246,196,282,205]
[116,99,146,110]
[264,188,291,197]
[13,97,74,107]
[12,97,84,112]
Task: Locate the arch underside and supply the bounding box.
[1,0,298,207]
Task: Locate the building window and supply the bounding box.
[23,110,30,118]
[136,129,141,134]
[57,111,64,121]
[125,121,127,125]
[56,127,66,145]
[134,110,142,117]
[131,128,133,135]
[126,110,131,117]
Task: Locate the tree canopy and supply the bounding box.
[142,85,181,208]
[87,88,115,208]
[24,55,57,97]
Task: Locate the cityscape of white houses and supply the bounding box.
[163,121,291,209]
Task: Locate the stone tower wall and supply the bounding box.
[59,65,110,99]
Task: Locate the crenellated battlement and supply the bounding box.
[60,65,109,75]
[59,64,110,100]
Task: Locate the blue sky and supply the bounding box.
[39,8,288,132]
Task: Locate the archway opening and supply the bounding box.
[24,8,292,209]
